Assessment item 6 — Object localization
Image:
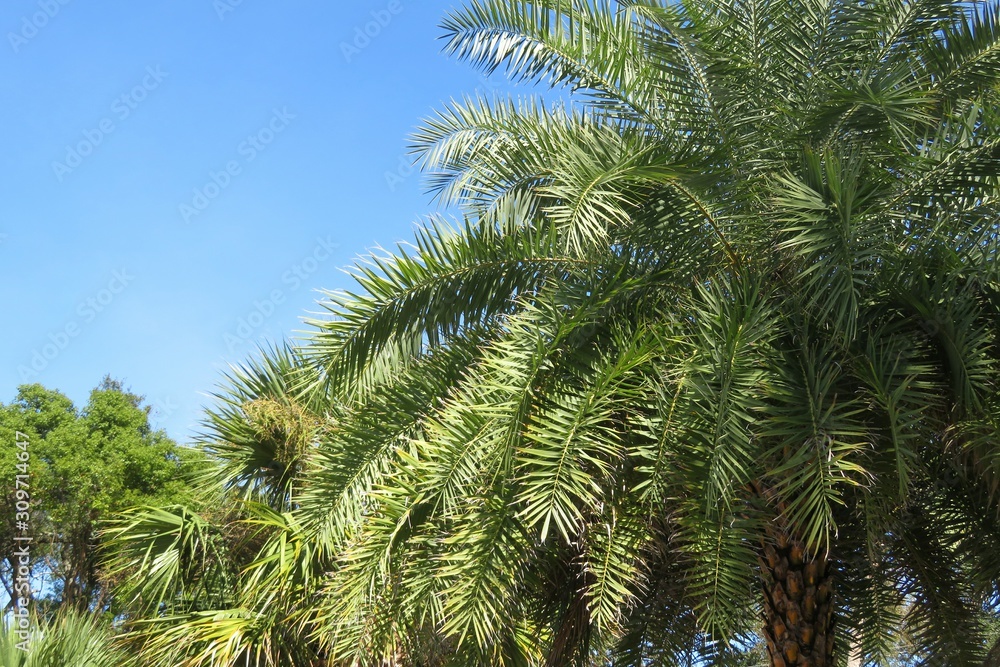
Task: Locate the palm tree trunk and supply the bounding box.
[760,530,835,667]
[983,636,1000,667]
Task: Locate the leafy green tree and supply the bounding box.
[108,0,1000,665]
[0,377,194,614]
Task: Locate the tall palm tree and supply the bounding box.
[108,1,1000,665]
[291,1,1000,665]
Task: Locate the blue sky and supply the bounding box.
[0,0,513,441]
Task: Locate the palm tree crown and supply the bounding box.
[109,1,1000,665]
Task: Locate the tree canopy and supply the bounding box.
[0,377,195,614]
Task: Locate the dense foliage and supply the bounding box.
[12,0,1000,665]
[0,378,194,614]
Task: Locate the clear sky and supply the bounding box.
[0,0,513,441]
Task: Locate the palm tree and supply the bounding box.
[108,0,1000,665]
[291,1,1000,665]
[0,611,136,667]
[102,346,331,666]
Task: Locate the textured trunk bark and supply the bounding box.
[984,636,1000,667]
[760,530,835,667]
